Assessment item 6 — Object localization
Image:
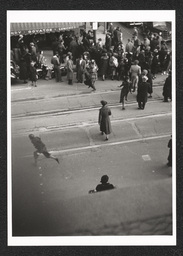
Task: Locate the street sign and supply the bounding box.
[92,22,98,30]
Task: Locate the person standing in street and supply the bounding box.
[76,54,86,83]
[167,135,172,167]
[163,71,172,102]
[119,76,131,110]
[51,52,63,82]
[29,61,38,87]
[98,100,112,140]
[129,60,141,92]
[137,76,149,110]
[29,134,59,165]
[100,52,109,81]
[87,59,98,91]
[66,54,74,85]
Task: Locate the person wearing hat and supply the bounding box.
[129,59,141,92]
[162,71,172,102]
[88,175,115,193]
[28,134,59,165]
[138,69,153,98]
[86,59,98,91]
[136,75,149,109]
[98,100,112,140]
[119,76,132,110]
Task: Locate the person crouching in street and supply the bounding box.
[29,61,38,87]
[29,134,59,165]
[89,175,115,193]
[119,76,131,110]
[66,54,74,85]
[137,75,149,110]
[98,100,112,140]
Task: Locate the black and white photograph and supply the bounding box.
[7,10,175,246]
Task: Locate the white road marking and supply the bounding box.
[142,155,151,161]
[11,87,31,92]
[22,133,171,158]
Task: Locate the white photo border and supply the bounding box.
[7,10,176,246]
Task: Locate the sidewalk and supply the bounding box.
[11,73,167,103]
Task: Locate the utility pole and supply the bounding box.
[92,22,97,44]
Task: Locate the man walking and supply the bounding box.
[29,134,59,165]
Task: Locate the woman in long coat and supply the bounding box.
[98,100,112,140]
[100,52,109,81]
[66,54,74,85]
[19,48,31,83]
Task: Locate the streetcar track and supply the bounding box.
[12,111,172,136]
[12,97,166,120]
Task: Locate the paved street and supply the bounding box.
[10,22,173,237]
[11,75,172,236]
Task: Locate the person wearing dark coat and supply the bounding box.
[105,33,112,51]
[98,100,112,140]
[167,136,172,167]
[151,49,160,79]
[138,69,153,98]
[69,37,78,64]
[163,71,172,102]
[19,48,31,83]
[119,76,131,110]
[137,76,149,109]
[100,52,109,81]
[85,60,98,91]
[29,134,59,165]
[29,61,38,87]
[88,175,115,193]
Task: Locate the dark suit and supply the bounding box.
[137,81,149,109]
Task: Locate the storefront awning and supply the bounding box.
[10,22,85,36]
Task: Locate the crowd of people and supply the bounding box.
[11,23,172,90]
